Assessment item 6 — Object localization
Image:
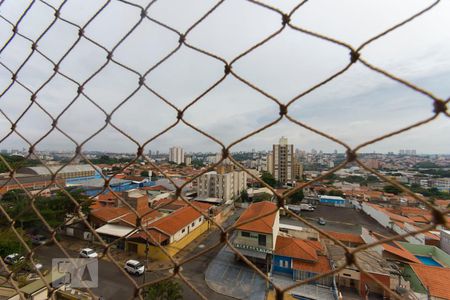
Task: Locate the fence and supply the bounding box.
[0,0,449,300]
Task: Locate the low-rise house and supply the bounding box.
[279,224,320,241]
[327,244,409,299]
[126,203,212,259]
[232,201,279,269]
[273,235,332,286]
[403,263,450,299]
[323,231,365,247]
[319,195,348,207]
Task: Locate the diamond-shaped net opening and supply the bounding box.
[0,0,449,299]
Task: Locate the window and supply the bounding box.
[241,231,250,237]
[258,234,266,246]
[192,222,195,227]
[198,217,202,222]
[182,229,185,233]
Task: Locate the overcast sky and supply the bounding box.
[0,0,449,154]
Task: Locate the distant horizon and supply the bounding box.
[2,147,450,156]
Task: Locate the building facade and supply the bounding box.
[169,146,184,164]
[196,168,247,201]
[272,137,294,185]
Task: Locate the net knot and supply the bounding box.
[136,146,144,156]
[345,252,355,265]
[346,149,357,162]
[433,99,447,114]
[279,104,287,116]
[432,209,446,226]
[282,14,290,25]
[350,51,360,63]
[221,148,229,159]
[224,64,232,74]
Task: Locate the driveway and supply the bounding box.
[206,246,266,300]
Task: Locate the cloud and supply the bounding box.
[0,0,449,154]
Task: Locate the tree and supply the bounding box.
[253,193,272,202]
[328,190,344,197]
[1,187,91,229]
[261,171,277,188]
[144,279,183,300]
[383,185,402,195]
[240,189,249,203]
[288,189,304,204]
[140,170,149,177]
[0,228,28,257]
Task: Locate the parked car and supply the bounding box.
[79,248,98,258]
[21,261,43,272]
[318,217,326,225]
[124,260,145,276]
[31,234,50,246]
[4,253,24,265]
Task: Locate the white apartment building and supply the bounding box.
[196,169,247,201]
[169,146,184,164]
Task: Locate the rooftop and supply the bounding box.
[147,205,205,236]
[410,263,450,299]
[327,244,393,275]
[275,235,318,261]
[235,201,278,234]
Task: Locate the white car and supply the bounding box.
[124,260,145,276]
[79,248,98,258]
[4,253,25,265]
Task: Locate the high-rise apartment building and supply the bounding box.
[266,151,273,174]
[169,146,184,164]
[272,137,294,185]
[196,166,247,201]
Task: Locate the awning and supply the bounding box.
[95,224,136,238]
[235,247,268,260]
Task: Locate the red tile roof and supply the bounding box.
[91,207,130,223]
[410,263,450,299]
[382,242,420,263]
[325,231,365,245]
[129,228,169,245]
[148,205,204,236]
[293,256,331,273]
[235,201,277,234]
[141,185,170,191]
[275,235,318,261]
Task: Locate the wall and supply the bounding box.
[272,255,293,276]
[361,203,390,228]
[361,227,383,254]
[233,230,273,253]
[392,223,424,245]
[171,215,205,243]
[402,264,427,295]
[272,212,280,250]
[359,272,390,299]
[398,242,450,267]
[128,220,209,259]
[440,230,450,255]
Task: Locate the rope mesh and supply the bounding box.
[0,0,449,299]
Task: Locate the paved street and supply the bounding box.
[32,209,242,300]
[282,205,394,236]
[34,245,136,299]
[205,246,266,300]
